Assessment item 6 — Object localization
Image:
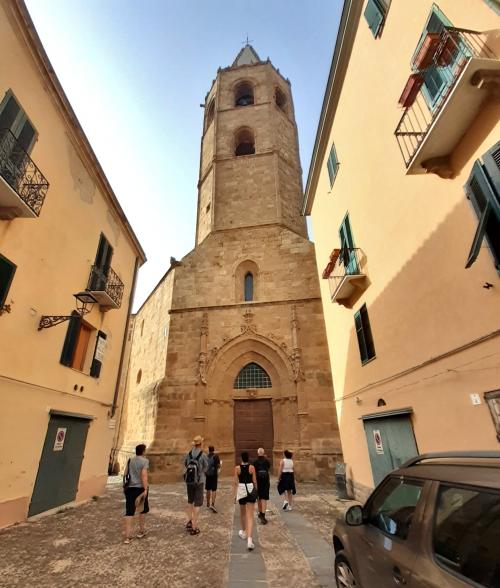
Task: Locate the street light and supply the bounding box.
[38,291,98,330]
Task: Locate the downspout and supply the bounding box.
[110,256,139,418]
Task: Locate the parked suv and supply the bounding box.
[333,452,500,587]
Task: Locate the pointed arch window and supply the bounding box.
[235,82,254,107]
[244,272,253,301]
[234,363,272,389]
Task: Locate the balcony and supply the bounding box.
[395,28,499,177]
[323,248,367,304]
[87,265,124,309]
[0,128,49,219]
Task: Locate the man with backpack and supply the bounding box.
[184,435,208,535]
[205,445,221,513]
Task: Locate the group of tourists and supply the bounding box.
[122,436,296,550]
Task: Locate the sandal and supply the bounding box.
[124,537,132,544]
[185,520,193,530]
[189,527,201,535]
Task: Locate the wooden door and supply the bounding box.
[234,399,274,465]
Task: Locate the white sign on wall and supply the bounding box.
[94,336,107,362]
[373,429,384,455]
[53,427,67,451]
[470,394,481,406]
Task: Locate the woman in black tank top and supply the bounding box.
[232,451,258,551]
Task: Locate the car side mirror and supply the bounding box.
[345,505,364,526]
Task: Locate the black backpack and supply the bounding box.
[207,454,219,476]
[184,450,203,486]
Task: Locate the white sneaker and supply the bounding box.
[286,505,293,511]
[282,500,288,510]
[238,530,247,540]
[247,538,255,550]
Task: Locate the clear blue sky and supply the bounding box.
[25,1,341,310]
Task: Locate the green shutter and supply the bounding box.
[327,143,338,187]
[483,141,500,217]
[60,311,81,366]
[354,310,368,363]
[355,305,376,364]
[0,254,16,307]
[465,202,491,268]
[364,0,386,38]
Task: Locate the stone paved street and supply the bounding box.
[0,480,351,588]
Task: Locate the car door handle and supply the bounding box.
[392,567,406,585]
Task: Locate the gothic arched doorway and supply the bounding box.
[233,362,274,464]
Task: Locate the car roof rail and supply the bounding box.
[401,451,500,468]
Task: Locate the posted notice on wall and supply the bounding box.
[94,335,107,362]
[53,427,67,451]
[373,429,384,455]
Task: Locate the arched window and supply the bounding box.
[275,87,287,112]
[235,82,254,107]
[205,99,215,131]
[234,363,272,389]
[235,128,255,156]
[244,272,253,301]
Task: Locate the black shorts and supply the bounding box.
[187,483,204,507]
[124,487,149,517]
[205,475,218,491]
[257,474,270,500]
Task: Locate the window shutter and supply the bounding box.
[0,94,20,132]
[90,331,107,378]
[0,254,16,307]
[465,202,491,268]
[364,0,385,38]
[60,311,81,366]
[354,310,367,362]
[482,141,500,219]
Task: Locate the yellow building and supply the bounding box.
[304,0,500,499]
[0,0,145,528]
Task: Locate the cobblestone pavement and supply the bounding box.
[0,479,352,588]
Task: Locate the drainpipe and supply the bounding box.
[110,256,139,418]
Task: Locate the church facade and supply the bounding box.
[117,46,341,482]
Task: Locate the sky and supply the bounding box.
[24,1,341,311]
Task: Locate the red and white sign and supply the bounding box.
[53,427,67,451]
[373,430,384,455]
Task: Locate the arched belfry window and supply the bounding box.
[205,99,215,131]
[275,87,287,112]
[235,82,254,107]
[235,128,255,156]
[244,272,253,301]
[234,363,272,389]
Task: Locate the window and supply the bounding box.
[364,0,390,38]
[483,0,500,15]
[354,304,376,364]
[465,142,500,270]
[89,233,113,291]
[433,485,500,586]
[244,272,253,301]
[205,99,215,131]
[0,254,16,308]
[327,143,339,187]
[366,476,423,539]
[60,312,95,371]
[235,128,255,156]
[485,390,500,441]
[339,214,358,274]
[0,90,37,154]
[275,87,287,112]
[235,82,254,107]
[234,363,272,389]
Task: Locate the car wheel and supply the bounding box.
[335,551,358,588]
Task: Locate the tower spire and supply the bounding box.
[232,44,261,67]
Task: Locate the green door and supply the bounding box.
[28,414,90,517]
[363,414,418,486]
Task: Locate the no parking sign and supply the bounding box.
[53,427,67,451]
[373,429,384,455]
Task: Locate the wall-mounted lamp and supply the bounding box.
[38,291,97,330]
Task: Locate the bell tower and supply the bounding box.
[195,45,307,245]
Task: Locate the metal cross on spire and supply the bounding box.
[242,34,253,46]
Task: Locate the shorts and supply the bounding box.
[257,474,270,500]
[205,475,218,491]
[237,483,257,505]
[187,482,204,507]
[124,487,149,517]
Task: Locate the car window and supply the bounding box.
[366,477,423,539]
[433,485,500,587]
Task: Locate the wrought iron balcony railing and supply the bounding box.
[87,265,124,309]
[395,28,497,173]
[0,128,49,217]
[324,247,366,303]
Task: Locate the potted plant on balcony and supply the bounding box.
[413,32,442,69]
[398,73,424,108]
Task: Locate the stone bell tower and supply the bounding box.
[121,45,342,483]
